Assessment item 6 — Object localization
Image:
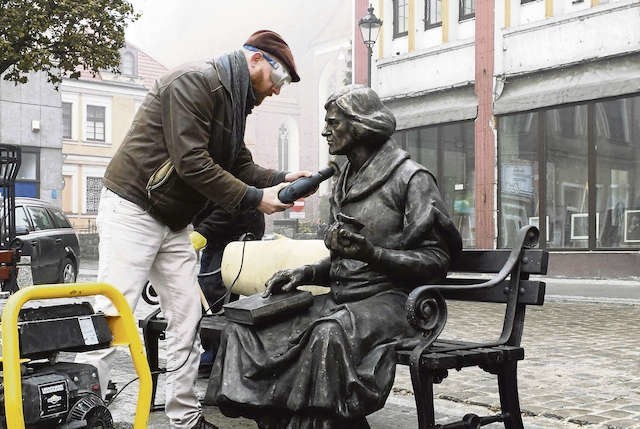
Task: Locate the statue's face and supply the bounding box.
[322,104,355,155]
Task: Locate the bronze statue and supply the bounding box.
[205,84,462,429]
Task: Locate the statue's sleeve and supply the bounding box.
[369,170,462,284]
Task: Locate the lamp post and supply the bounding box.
[358,4,383,87]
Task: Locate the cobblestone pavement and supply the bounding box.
[391,300,640,429]
[74,267,640,428]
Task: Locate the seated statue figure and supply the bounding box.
[205,84,462,429]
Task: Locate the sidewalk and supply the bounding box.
[77,261,640,428]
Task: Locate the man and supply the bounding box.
[190,204,265,373]
[205,85,462,428]
[78,30,309,429]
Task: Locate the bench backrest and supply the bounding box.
[440,248,548,306]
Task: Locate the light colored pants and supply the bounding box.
[76,188,203,429]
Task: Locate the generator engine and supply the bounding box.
[0,302,114,428]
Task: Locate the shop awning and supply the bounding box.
[494,54,640,115]
[383,84,477,130]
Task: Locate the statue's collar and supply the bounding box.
[334,141,409,205]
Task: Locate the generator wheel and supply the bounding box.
[141,281,159,306]
[66,394,113,429]
[85,405,113,429]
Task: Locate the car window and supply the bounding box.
[48,207,72,229]
[15,206,31,231]
[27,206,56,230]
[0,206,31,240]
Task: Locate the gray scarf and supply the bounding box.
[214,50,257,156]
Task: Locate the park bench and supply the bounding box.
[139,225,547,429]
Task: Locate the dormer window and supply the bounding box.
[120,51,136,76]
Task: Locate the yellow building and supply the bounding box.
[60,43,166,231]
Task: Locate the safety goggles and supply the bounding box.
[244,45,291,89]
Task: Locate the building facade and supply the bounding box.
[60,43,167,231]
[358,0,640,277]
[0,72,65,205]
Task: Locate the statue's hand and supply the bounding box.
[263,267,307,297]
[325,224,375,262]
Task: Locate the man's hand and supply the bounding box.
[263,266,308,297]
[285,170,312,182]
[258,183,292,214]
[324,222,375,262]
[189,231,207,251]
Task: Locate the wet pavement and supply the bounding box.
[73,262,640,428]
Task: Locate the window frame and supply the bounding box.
[85,104,106,142]
[16,149,40,198]
[120,50,137,77]
[459,0,475,21]
[393,0,409,39]
[26,206,56,231]
[81,95,111,145]
[425,0,443,29]
[496,92,640,251]
[62,102,72,139]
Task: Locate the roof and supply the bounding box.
[65,41,167,91]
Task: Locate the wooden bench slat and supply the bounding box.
[439,280,546,305]
[451,249,548,274]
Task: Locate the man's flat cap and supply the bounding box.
[245,30,300,82]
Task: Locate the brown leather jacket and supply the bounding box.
[103,61,281,230]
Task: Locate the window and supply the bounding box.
[459,0,475,21]
[393,0,409,38]
[394,121,476,247]
[16,151,39,198]
[278,124,289,171]
[27,206,55,230]
[425,0,442,29]
[86,105,106,142]
[49,207,72,229]
[15,206,31,232]
[120,51,136,76]
[86,176,103,214]
[62,102,72,139]
[497,94,640,250]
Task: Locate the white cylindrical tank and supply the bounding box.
[220,238,330,296]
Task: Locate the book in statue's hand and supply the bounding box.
[222,290,314,326]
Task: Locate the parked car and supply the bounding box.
[12,198,80,284]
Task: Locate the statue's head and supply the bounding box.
[322,85,396,155]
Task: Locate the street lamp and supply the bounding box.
[358,4,383,87]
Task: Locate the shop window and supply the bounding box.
[498,112,540,248]
[425,0,442,29]
[393,0,409,38]
[595,96,639,249]
[394,120,476,247]
[497,94,640,250]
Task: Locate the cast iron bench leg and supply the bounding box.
[497,361,524,429]
[410,362,437,429]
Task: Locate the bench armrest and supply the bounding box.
[405,225,540,348]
